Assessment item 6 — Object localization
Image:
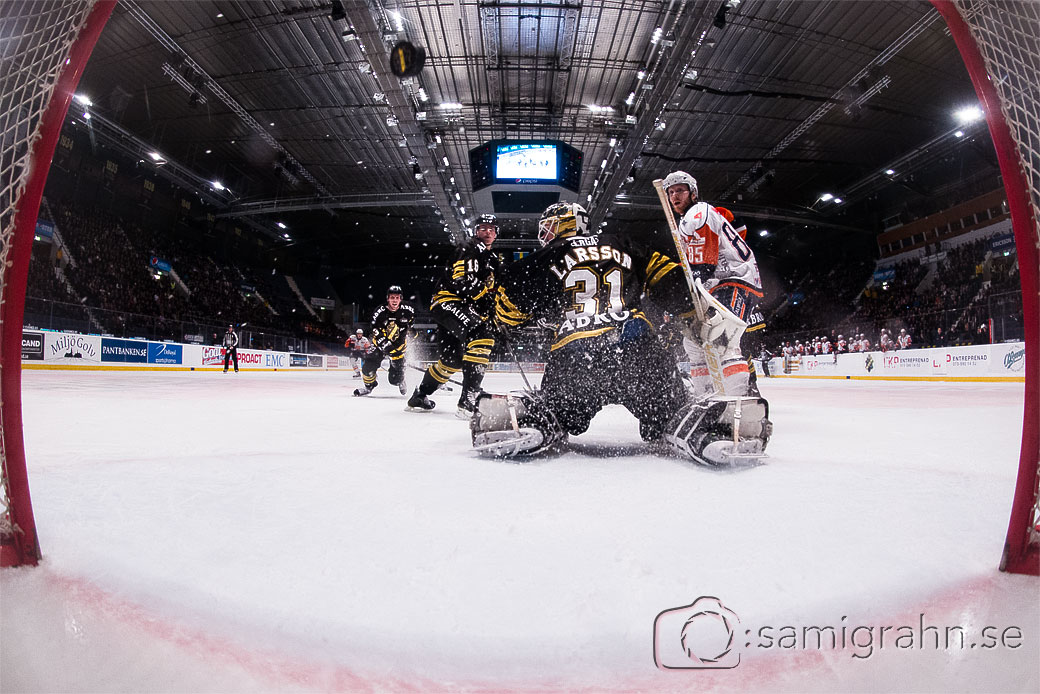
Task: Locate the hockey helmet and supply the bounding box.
[387,284,403,297]
[476,213,498,230]
[662,170,698,197]
[356,328,364,335]
[538,202,589,246]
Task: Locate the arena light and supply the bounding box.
[759,229,769,237]
[277,222,287,229]
[442,156,450,166]
[587,104,614,113]
[954,105,983,124]
[148,151,166,164]
[205,149,212,154]
[625,92,635,106]
[833,197,843,204]
[955,130,965,138]
[819,193,834,202]
[73,93,92,106]
[211,180,225,191]
[438,102,463,109]
[884,168,895,175]
[637,70,646,80]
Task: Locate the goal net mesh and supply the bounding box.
[1,1,97,560]
[951,0,1040,566]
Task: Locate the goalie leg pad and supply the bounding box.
[471,392,566,458]
[663,396,771,467]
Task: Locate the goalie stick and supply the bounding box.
[652,178,728,395]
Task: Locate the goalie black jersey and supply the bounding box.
[496,231,693,351]
[431,237,501,316]
[371,304,415,352]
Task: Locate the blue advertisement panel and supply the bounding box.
[35,221,55,239]
[873,267,896,282]
[148,342,183,364]
[290,353,309,367]
[149,256,172,272]
[990,233,1015,253]
[101,338,148,363]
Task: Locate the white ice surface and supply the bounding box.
[2,369,1037,693]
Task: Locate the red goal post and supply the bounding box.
[0,2,1036,574]
[0,1,115,566]
[932,1,1040,575]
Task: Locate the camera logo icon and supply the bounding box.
[653,596,741,670]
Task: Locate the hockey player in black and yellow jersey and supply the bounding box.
[354,285,415,397]
[472,202,772,466]
[491,201,694,442]
[408,214,501,415]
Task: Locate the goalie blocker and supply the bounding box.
[471,390,770,467]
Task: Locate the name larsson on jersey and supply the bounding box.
[548,239,633,280]
[550,238,636,335]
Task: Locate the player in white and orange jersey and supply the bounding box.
[664,170,764,397]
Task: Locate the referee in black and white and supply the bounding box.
[222,324,239,373]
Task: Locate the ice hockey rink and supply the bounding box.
[1,368,1036,693]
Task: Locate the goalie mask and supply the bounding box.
[538,202,589,246]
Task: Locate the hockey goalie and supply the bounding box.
[470,201,771,467]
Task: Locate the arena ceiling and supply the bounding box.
[71,0,999,266]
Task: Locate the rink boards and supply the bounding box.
[757,342,1026,382]
[20,329,1026,382]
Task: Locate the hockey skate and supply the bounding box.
[700,437,767,467]
[455,388,484,420]
[473,428,547,458]
[406,388,436,411]
[398,379,408,396]
[353,385,374,397]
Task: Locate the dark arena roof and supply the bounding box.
[63,0,999,280]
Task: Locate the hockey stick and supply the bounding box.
[495,322,539,394]
[652,178,728,395]
[407,362,461,389]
